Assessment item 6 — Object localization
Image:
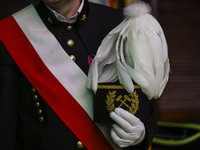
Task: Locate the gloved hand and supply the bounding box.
[110,108,145,148]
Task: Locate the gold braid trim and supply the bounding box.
[98,85,140,90]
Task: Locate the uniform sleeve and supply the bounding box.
[0,40,19,149]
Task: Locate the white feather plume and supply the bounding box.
[87,1,170,99]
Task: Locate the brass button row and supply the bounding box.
[31,88,44,123]
[66,26,76,62]
[67,40,76,61]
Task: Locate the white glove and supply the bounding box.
[110,108,145,148]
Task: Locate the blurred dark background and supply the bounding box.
[154,0,200,124]
[1,0,200,149]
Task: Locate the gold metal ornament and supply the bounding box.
[81,14,86,21]
[47,17,53,24]
[106,90,139,115]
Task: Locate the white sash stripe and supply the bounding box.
[12,5,94,119]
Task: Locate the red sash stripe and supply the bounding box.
[0,16,114,150]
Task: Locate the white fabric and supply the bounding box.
[110,108,145,148]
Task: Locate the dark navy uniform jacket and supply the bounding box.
[0,0,157,149]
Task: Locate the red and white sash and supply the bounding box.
[0,5,118,150]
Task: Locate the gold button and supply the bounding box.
[70,55,76,61]
[35,102,40,108]
[67,25,72,31]
[77,141,84,148]
[33,95,38,100]
[39,117,44,122]
[31,88,36,93]
[67,39,74,46]
[37,109,42,115]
